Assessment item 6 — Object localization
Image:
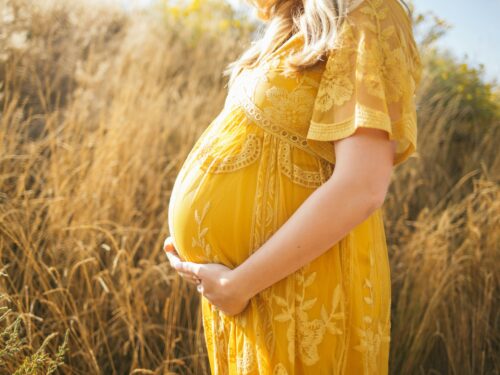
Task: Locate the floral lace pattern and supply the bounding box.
[277,140,333,189]
[263,85,316,133]
[307,0,422,166]
[352,242,391,373]
[196,133,262,174]
[272,271,346,366]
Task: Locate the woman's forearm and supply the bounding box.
[229,175,382,300]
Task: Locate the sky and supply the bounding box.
[414,0,499,83]
[119,0,500,83]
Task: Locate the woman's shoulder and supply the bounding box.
[344,0,413,28]
[332,0,420,70]
[348,0,411,15]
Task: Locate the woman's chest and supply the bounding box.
[225,59,325,136]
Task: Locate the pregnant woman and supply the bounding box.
[165,0,422,373]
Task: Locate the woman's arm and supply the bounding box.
[229,127,396,300]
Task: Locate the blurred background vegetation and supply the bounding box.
[0,0,498,373]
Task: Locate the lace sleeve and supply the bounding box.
[306,0,423,166]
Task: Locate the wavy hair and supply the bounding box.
[223,0,411,88]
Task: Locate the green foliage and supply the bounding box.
[0,300,69,375]
[424,50,499,124]
[161,0,257,39]
[407,0,500,124]
[413,10,452,48]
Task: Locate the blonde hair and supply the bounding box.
[223,0,411,88]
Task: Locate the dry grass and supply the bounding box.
[0,0,498,374]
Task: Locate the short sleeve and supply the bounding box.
[306,0,423,167]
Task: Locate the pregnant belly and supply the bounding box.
[167,155,260,268]
[167,108,332,268]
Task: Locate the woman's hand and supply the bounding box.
[163,237,201,285]
[163,236,251,317]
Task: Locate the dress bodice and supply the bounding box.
[223,42,327,160]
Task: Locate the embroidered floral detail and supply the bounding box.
[357,0,409,102]
[353,321,391,373]
[235,85,314,155]
[273,362,289,375]
[277,140,333,188]
[263,85,315,132]
[192,201,220,263]
[273,270,345,366]
[314,0,418,114]
[227,68,319,158]
[249,132,280,253]
[204,302,231,375]
[236,338,256,374]
[314,22,357,112]
[320,283,346,336]
[352,239,391,373]
[307,0,422,166]
[196,133,262,174]
[246,132,282,364]
[362,277,374,307]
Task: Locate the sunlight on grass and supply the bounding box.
[0,0,498,373]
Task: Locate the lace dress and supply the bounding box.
[167,0,422,373]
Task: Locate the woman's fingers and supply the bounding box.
[176,269,201,284]
[178,271,201,285]
[164,236,188,268]
[164,240,184,271]
[163,236,177,253]
[175,267,201,284]
[174,260,203,279]
[165,250,181,266]
[163,236,203,284]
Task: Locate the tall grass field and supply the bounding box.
[0,0,498,373]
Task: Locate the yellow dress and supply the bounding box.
[167,0,422,373]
